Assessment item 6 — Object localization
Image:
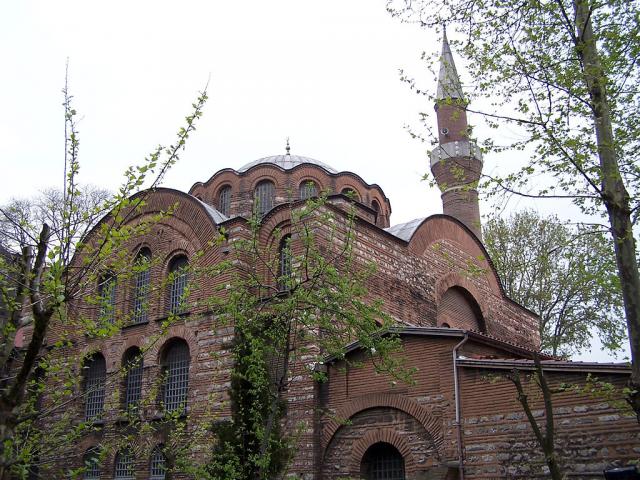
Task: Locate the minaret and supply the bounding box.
[430,30,483,239]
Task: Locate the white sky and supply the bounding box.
[0,0,624,362]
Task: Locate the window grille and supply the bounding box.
[254,180,275,217]
[167,256,189,315]
[97,274,116,324]
[299,181,318,200]
[162,340,190,412]
[123,348,143,410]
[361,442,405,480]
[278,235,292,290]
[218,186,231,216]
[84,354,106,421]
[132,249,151,323]
[149,445,167,480]
[83,448,101,480]
[114,449,134,479]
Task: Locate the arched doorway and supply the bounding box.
[360,442,406,480]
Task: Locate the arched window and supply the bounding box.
[114,448,134,480]
[299,181,318,200]
[132,248,151,324]
[82,447,101,480]
[360,442,405,480]
[254,180,275,217]
[437,286,485,332]
[161,340,190,413]
[167,256,189,315]
[218,185,231,216]
[371,200,380,213]
[123,347,143,411]
[97,273,116,324]
[149,445,167,480]
[278,235,292,291]
[341,187,359,201]
[84,354,106,421]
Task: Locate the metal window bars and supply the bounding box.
[149,445,167,480]
[167,257,188,315]
[218,185,231,216]
[299,181,318,200]
[162,341,190,412]
[132,250,151,323]
[254,181,275,217]
[97,274,116,324]
[84,355,106,421]
[123,349,143,410]
[114,448,135,480]
[82,448,101,480]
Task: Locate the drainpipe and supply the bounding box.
[453,333,469,480]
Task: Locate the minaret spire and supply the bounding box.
[430,29,484,239]
[437,27,464,101]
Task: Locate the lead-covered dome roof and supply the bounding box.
[238,154,338,174]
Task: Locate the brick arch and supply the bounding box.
[259,207,295,244]
[435,272,489,323]
[321,393,443,452]
[79,344,110,372]
[248,172,279,190]
[348,429,417,476]
[144,325,198,367]
[337,183,361,200]
[113,338,145,366]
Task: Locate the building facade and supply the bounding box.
[32,35,639,479]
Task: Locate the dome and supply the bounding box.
[237,154,338,174]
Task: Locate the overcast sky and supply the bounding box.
[1,1,622,362]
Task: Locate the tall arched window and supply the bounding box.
[123,347,143,411]
[218,185,231,216]
[114,448,134,480]
[254,180,275,217]
[82,447,101,480]
[149,445,167,480]
[97,273,116,324]
[84,354,106,421]
[299,180,318,200]
[360,442,405,480]
[132,248,151,324]
[278,235,292,291]
[161,340,190,413]
[167,256,189,315]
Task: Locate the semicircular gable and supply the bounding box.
[408,215,502,295]
[76,188,220,264]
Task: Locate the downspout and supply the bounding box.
[453,333,469,480]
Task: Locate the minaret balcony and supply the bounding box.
[429,140,483,168]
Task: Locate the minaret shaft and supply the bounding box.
[430,31,483,239]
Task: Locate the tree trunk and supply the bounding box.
[573,0,640,418]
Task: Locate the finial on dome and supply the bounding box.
[285,137,291,156]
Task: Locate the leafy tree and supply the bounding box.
[388,0,640,415]
[484,210,626,357]
[0,82,208,478]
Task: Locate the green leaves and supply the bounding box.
[484,210,626,357]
